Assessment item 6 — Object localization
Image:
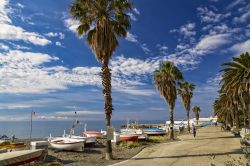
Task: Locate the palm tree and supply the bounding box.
[177,81,195,132]
[154,61,183,140]
[70,0,132,160]
[214,95,230,127]
[220,52,250,128]
[192,106,201,125]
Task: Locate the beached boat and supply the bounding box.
[143,128,166,135]
[0,141,26,149]
[120,134,138,142]
[120,129,148,140]
[64,134,96,145]
[83,131,104,139]
[48,137,85,151]
[0,149,43,166]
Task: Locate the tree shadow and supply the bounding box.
[184,136,237,141]
[44,154,75,164]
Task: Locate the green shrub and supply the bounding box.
[119,141,140,149]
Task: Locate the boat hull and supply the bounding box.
[0,149,43,166]
[144,128,166,136]
[49,138,84,151]
[83,131,103,139]
[120,135,138,142]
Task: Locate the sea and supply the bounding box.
[0,120,164,139]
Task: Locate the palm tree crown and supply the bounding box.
[192,106,201,125]
[70,0,131,64]
[154,61,183,109]
[220,52,250,96]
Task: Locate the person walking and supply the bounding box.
[192,124,196,138]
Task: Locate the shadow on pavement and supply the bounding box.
[132,150,242,160]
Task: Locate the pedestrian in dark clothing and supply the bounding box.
[192,124,196,138]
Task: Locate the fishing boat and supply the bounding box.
[120,120,148,140]
[0,135,11,144]
[143,128,166,135]
[120,134,138,142]
[0,141,26,150]
[120,129,148,140]
[82,124,104,139]
[83,131,104,139]
[64,134,96,145]
[48,137,85,151]
[0,149,43,166]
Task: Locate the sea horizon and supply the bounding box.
[0,120,166,139]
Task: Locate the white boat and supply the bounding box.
[48,137,85,152]
[120,120,149,140]
[0,149,43,166]
[83,131,104,138]
[64,134,96,145]
[143,128,166,135]
[120,129,148,140]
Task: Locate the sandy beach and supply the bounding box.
[21,134,176,166]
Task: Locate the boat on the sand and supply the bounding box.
[120,134,138,142]
[0,149,43,166]
[48,137,85,151]
[0,141,26,150]
[83,131,104,139]
[143,128,166,135]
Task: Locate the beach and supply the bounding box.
[20,132,178,165]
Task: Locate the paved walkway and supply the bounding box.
[113,126,246,166]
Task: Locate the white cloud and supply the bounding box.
[64,18,80,33]
[195,34,231,53]
[0,43,9,51]
[14,44,31,50]
[233,11,250,23]
[125,32,138,43]
[116,88,155,96]
[197,7,230,23]
[230,39,250,55]
[0,0,12,24]
[55,41,62,47]
[16,3,24,8]
[133,8,140,15]
[140,43,151,54]
[0,0,51,46]
[45,32,65,39]
[170,22,196,38]
[0,24,51,46]
[127,12,137,21]
[176,43,189,51]
[227,0,245,9]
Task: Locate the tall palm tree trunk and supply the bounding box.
[234,105,240,129]
[248,103,250,129]
[169,107,174,140]
[186,110,190,133]
[102,59,113,160]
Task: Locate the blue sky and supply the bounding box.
[0,0,249,121]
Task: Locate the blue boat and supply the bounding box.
[143,128,166,135]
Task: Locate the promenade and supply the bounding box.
[113,126,246,166]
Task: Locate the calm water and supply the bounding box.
[0,120,163,139]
